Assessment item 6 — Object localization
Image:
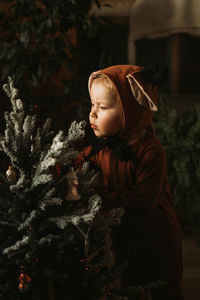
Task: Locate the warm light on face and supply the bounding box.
[89,81,123,138]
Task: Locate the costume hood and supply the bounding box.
[88,65,158,140]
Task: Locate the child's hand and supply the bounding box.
[65,168,81,201]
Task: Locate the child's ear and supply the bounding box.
[126,73,158,111]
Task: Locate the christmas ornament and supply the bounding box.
[65,167,80,201]
[18,266,32,292]
[6,165,17,184]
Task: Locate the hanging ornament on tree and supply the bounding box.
[18,266,32,292]
[65,167,80,201]
[6,165,17,184]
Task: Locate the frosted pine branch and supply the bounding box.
[36,130,77,171]
[9,111,23,136]
[3,235,29,255]
[49,194,102,229]
[67,120,87,143]
[9,169,26,191]
[4,127,16,152]
[41,117,52,136]
[31,127,81,189]
[40,197,63,211]
[18,210,37,231]
[40,157,57,172]
[43,187,56,200]
[38,234,59,245]
[77,162,102,195]
[31,174,53,189]
[23,115,36,136]
[31,127,42,155]
[3,77,20,113]
[0,140,19,168]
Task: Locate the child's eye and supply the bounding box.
[100,107,107,110]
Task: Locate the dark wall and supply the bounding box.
[96,17,200,95]
[135,34,200,94]
[97,22,129,68]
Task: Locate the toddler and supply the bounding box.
[74,65,183,300]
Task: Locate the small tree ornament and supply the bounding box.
[6,165,17,184]
[65,167,81,201]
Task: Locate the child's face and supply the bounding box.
[89,81,123,138]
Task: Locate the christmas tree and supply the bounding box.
[0,77,165,300]
[0,77,128,300]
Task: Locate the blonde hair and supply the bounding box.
[89,73,118,100]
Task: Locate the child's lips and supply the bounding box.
[90,124,98,129]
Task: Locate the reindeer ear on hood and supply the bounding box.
[126,72,158,112]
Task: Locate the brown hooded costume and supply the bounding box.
[75,65,183,300]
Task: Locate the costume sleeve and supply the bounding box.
[103,150,167,215]
[73,145,94,170]
[49,145,94,179]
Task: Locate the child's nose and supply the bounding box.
[90,108,98,119]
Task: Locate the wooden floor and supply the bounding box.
[182,233,200,300]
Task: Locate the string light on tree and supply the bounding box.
[18,266,32,292]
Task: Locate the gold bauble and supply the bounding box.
[6,165,17,184]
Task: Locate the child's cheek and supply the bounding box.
[101,113,120,133]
